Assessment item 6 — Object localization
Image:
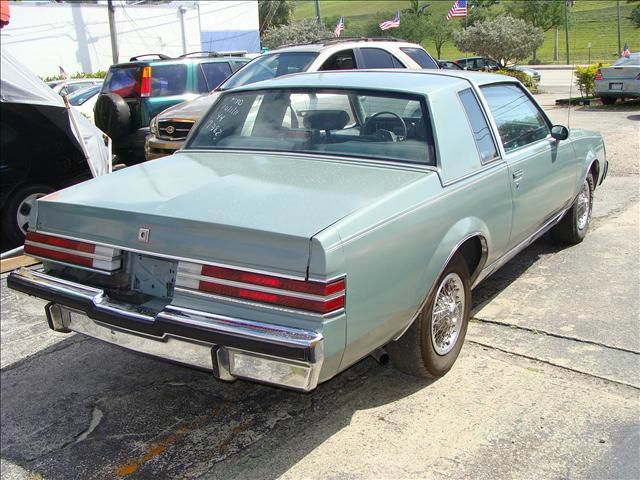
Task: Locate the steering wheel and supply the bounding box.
[364,111,407,141]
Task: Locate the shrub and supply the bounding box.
[490,69,539,93]
[574,64,602,98]
[261,18,331,50]
[41,70,108,83]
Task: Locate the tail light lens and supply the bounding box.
[594,69,603,81]
[24,231,122,272]
[175,262,345,315]
[140,66,152,97]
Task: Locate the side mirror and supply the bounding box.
[551,125,569,141]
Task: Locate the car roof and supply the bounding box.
[113,56,248,68]
[228,69,518,96]
[272,38,428,54]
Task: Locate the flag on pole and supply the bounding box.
[59,66,68,79]
[447,0,467,20]
[379,10,400,31]
[334,16,345,38]
[622,43,631,58]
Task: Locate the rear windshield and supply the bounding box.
[612,54,640,66]
[400,47,438,69]
[103,66,141,98]
[220,52,319,91]
[187,88,435,166]
[68,85,101,106]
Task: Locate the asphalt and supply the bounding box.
[1,78,639,480]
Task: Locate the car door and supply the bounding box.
[481,83,577,246]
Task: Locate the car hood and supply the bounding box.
[157,92,221,122]
[35,151,432,274]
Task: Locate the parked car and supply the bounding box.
[145,38,440,160]
[47,78,103,97]
[8,70,606,391]
[67,84,102,123]
[595,52,640,105]
[94,52,249,164]
[454,57,541,82]
[438,59,464,70]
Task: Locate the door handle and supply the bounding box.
[512,169,524,181]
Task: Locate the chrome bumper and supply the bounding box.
[8,268,324,391]
[144,134,183,161]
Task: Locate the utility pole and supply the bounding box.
[178,6,187,55]
[314,0,321,24]
[554,28,559,62]
[616,0,622,56]
[564,0,570,65]
[107,0,119,64]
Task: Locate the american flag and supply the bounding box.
[447,0,467,19]
[334,16,345,38]
[379,10,400,31]
[622,42,631,58]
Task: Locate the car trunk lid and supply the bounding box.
[34,151,431,277]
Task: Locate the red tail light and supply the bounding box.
[175,262,345,315]
[140,66,152,98]
[24,232,122,272]
[594,69,603,81]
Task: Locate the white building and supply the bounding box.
[0,1,259,77]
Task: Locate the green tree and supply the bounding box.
[629,0,640,28]
[259,0,295,35]
[404,0,432,16]
[427,17,455,59]
[362,11,430,44]
[466,0,500,26]
[507,0,564,62]
[261,18,331,50]
[453,16,544,66]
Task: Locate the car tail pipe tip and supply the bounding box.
[371,347,390,366]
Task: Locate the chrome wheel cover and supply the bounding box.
[576,179,592,230]
[431,272,466,356]
[16,193,46,235]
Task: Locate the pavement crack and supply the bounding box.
[0,336,90,373]
[469,339,640,391]
[471,317,640,355]
[75,406,104,443]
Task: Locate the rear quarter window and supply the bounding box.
[458,88,499,163]
[400,47,438,69]
[151,64,188,97]
[197,62,233,92]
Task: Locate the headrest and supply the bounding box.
[303,110,349,131]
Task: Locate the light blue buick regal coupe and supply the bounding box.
[9,70,607,391]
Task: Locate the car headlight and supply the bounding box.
[150,116,159,137]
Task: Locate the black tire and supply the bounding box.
[600,96,616,105]
[94,93,131,140]
[387,255,471,378]
[1,184,54,247]
[551,173,594,245]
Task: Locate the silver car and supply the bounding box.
[595,53,640,105]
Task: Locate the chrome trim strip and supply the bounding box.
[392,231,488,341]
[25,241,122,262]
[33,257,118,276]
[183,149,438,174]
[472,209,567,288]
[175,271,344,301]
[33,230,307,281]
[173,286,344,319]
[440,159,506,188]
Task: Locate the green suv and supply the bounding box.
[95,52,248,164]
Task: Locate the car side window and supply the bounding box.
[458,88,500,163]
[359,48,404,68]
[151,64,188,97]
[197,62,232,92]
[320,50,356,70]
[481,84,550,153]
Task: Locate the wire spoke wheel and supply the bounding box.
[430,272,465,355]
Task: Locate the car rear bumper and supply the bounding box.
[595,79,640,97]
[7,268,324,391]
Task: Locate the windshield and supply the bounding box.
[187,88,435,165]
[67,85,101,106]
[219,52,318,91]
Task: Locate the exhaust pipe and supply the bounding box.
[371,347,390,365]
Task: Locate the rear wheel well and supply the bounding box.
[455,235,487,284]
[589,160,600,190]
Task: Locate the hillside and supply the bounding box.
[291,0,638,64]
